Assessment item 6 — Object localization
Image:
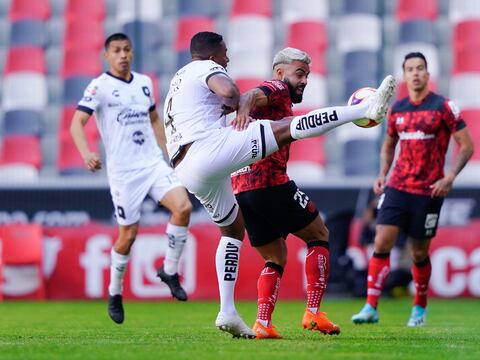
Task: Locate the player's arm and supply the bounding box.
[149,108,170,162]
[373,134,398,195]
[430,127,474,197]
[232,88,269,130]
[70,110,102,172]
[207,73,240,110]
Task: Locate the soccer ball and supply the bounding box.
[347,87,382,128]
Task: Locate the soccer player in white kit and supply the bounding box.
[164,31,396,338]
[70,33,193,324]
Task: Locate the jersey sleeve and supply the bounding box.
[386,107,398,138]
[145,76,156,112]
[257,80,290,105]
[443,99,466,132]
[199,61,229,86]
[77,79,101,115]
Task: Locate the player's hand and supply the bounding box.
[373,176,386,195]
[84,152,102,172]
[231,114,254,131]
[429,176,454,198]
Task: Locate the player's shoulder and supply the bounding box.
[131,71,152,84]
[192,60,226,74]
[261,79,288,92]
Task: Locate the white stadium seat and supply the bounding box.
[282,0,328,24]
[227,48,271,79]
[293,73,327,110]
[337,14,382,53]
[227,16,273,53]
[449,0,480,24]
[2,73,48,111]
[449,73,480,109]
[116,0,163,26]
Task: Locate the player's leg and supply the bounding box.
[150,167,193,301]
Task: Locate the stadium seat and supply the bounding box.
[344,73,378,101]
[337,14,381,53]
[116,0,162,26]
[396,0,438,22]
[453,20,480,51]
[393,43,439,79]
[399,20,436,44]
[4,47,46,74]
[344,50,379,79]
[282,0,329,24]
[9,20,48,47]
[449,0,480,24]
[3,110,43,136]
[0,135,42,170]
[343,0,379,15]
[294,73,327,110]
[61,49,102,78]
[0,224,45,300]
[343,139,379,176]
[178,0,218,17]
[286,20,328,54]
[234,78,264,93]
[63,18,104,51]
[65,0,105,21]
[449,74,480,109]
[228,49,272,81]
[176,50,192,69]
[122,21,161,51]
[62,76,92,105]
[453,49,480,74]
[230,0,272,17]
[9,0,50,21]
[289,137,326,166]
[175,16,215,51]
[228,16,273,54]
[2,73,48,111]
[57,133,98,175]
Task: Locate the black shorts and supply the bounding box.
[235,180,319,247]
[376,186,444,239]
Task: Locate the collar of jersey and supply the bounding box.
[106,71,134,84]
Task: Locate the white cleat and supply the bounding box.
[215,312,256,339]
[365,75,397,121]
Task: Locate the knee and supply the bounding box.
[173,199,193,221]
[411,248,428,263]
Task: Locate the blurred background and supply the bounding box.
[0,0,478,302]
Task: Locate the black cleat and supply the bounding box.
[108,294,124,324]
[157,265,188,301]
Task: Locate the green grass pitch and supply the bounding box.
[0,298,478,359]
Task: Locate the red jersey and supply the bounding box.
[387,92,466,195]
[232,80,293,194]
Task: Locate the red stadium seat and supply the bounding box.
[453,20,480,51]
[396,80,438,100]
[235,78,264,93]
[453,49,480,74]
[0,135,42,169]
[175,16,215,51]
[64,18,104,52]
[396,0,438,21]
[4,47,46,74]
[0,224,45,300]
[230,0,272,17]
[65,0,105,21]
[59,106,99,140]
[289,137,326,166]
[57,133,99,174]
[9,0,50,21]
[61,49,102,78]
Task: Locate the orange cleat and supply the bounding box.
[252,321,283,339]
[302,309,341,335]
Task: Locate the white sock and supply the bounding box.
[290,103,368,139]
[215,236,242,315]
[108,249,130,296]
[163,223,188,275]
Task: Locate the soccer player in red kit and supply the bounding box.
[231,48,340,338]
[352,52,474,327]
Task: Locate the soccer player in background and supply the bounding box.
[163,31,395,338]
[351,52,474,327]
[70,33,193,324]
[230,48,339,338]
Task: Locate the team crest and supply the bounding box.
[142,86,151,97]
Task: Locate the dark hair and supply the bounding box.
[402,52,428,70]
[104,33,131,50]
[190,31,224,58]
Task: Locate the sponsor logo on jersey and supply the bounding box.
[117,108,149,125]
[132,130,145,145]
[82,96,92,102]
[142,86,151,97]
[209,66,225,72]
[399,131,435,140]
[88,85,98,95]
[295,110,338,131]
[224,242,239,281]
[251,139,259,158]
[107,102,122,108]
[230,166,251,177]
[112,89,119,97]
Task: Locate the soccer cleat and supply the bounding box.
[302,310,341,335]
[157,265,188,301]
[108,294,124,324]
[364,75,396,121]
[407,305,427,327]
[252,321,283,339]
[351,303,379,324]
[215,312,256,339]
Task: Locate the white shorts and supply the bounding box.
[175,120,278,226]
[109,161,182,226]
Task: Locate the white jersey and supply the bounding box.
[163,60,229,159]
[77,71,164,176]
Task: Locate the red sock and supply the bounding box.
[305,241,330,311]
[412,257,431,308]
[257,262,283,324]
[366,253,390,308]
